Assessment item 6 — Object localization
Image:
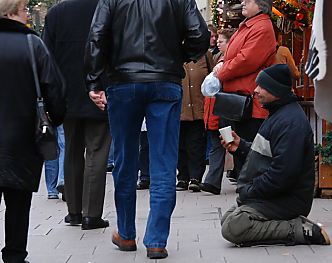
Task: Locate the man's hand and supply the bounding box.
[220,131,240,153]
[89,90,107,111]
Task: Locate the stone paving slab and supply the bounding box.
[1,171,332,263]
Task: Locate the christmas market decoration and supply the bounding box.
[210,0,242,29]
[272,0,315,33]
[211,0,315,32]
[211,0,219,27]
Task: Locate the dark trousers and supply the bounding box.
[231,118,264,179]
[63,118,111,218]
[0,187,32,263]
[139,131,150,181]
[177,120,207,182]
[203,130,226,189]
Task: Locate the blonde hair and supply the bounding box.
[0,0,28,16]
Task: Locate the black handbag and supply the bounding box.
[213,92,253,122]
[27,34,58,160]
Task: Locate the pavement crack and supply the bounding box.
[92,246,97,255]
[217,207,222,220]
[292,254,300,263]
[65,255,72,263]
[54,241,61,249]
[45,228,52,235]
[308,245,315,254]
[264,247,270,255]
[223,256,228,263]
[199,249,203,258]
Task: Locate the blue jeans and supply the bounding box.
[107,82,182,248]
[44,125,65,195]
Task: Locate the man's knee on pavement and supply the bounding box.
[221,210,252,244]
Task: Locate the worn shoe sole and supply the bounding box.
[48,194,59,199]
[82,222,109,230]
[188,184,200,192]
[200,183,220,195]
[147,248,168,259]
[64,215,82,226]
[300,216,331,245]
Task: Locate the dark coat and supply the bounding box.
[236,95,315,220]
[42,0,108,120]
[0,18,66,192]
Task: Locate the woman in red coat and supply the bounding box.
[214,0,276,181]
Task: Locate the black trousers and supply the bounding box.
[138,131,150,181]
[0,187,32,263]
[63,118,111,218]
[177,120,207,182]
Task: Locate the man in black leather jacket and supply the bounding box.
[85,0,209,259]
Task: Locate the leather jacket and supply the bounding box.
[85,0,210,91]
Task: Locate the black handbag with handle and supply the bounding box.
[213,92,253,122]
[27,34,58,160]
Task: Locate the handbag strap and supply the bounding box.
[27,34,42,99]
[205,54,212,73]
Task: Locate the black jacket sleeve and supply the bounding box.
[33,36,66,126]
[233,138,251,164]
[85,0,112,92]
[182,0,210,62]
[41,6,56,55]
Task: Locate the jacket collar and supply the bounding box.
[0,17,38,36]
[263,93,298,115]
[240,13,270,29]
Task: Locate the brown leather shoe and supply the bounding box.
[112,231,137,251]
[146,247,168,259]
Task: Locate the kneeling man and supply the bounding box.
[221,64,330,247]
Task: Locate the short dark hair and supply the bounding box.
[255,0,273,15]
[208,24,217,34]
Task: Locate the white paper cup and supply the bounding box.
[219,126,233,143]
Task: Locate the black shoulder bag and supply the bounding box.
[213,92,253,122]
[27,34,58,160]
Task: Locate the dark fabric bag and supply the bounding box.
[27,34,58,160]
[213,92,253,122]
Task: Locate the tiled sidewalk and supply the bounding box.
[1,172,331,263]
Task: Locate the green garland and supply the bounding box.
[211,0,219,27]
[317,131,332,165]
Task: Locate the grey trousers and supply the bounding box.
[203,130,226,189]
[221,205,306,246]
[63,118,111,218]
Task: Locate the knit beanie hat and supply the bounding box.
[256,64,292,98]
